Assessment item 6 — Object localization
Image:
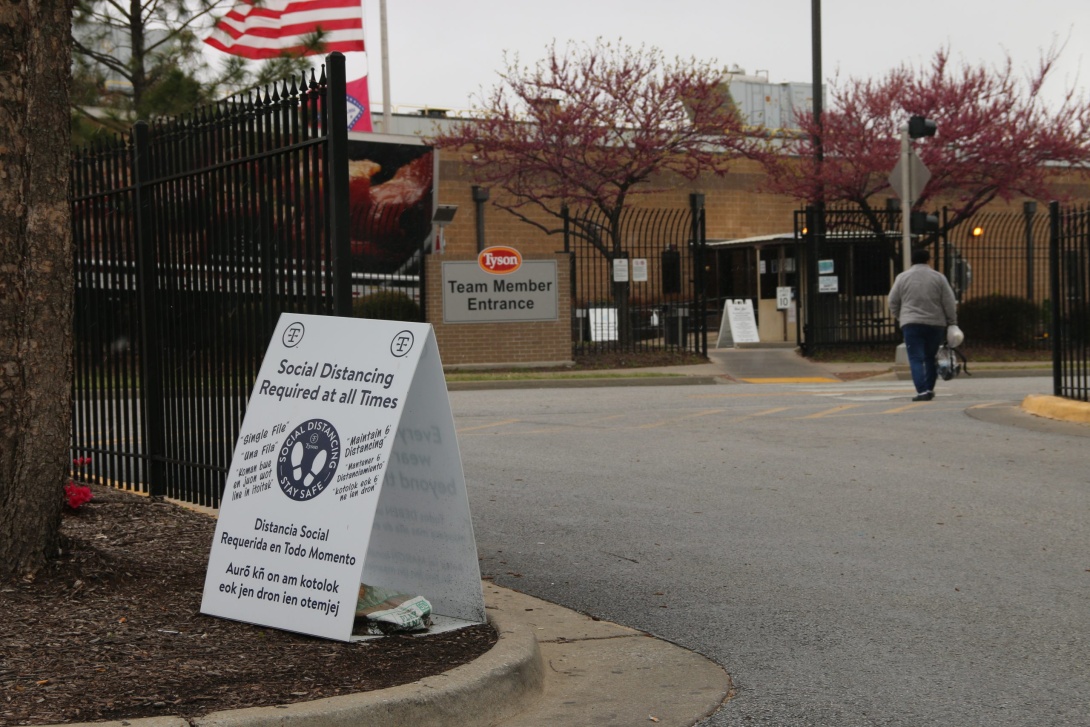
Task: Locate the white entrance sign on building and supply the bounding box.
[631,258,648,282]
[819,276,839,293]
[201,314,485,642]
[442,259,558,323]
[716,299,760,348]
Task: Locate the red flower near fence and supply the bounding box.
[64,482,93,510]
[66,456,94,510]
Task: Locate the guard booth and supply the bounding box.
[705,233,801,345]
[705,212,904,350]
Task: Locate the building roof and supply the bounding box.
[706,233,796,248]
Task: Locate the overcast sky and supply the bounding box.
[333,0,1088,113]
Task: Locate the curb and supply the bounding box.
[63,611,544,727]
[447,375,723,390]
[1021,394,1090,424]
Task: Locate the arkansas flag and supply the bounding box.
[346,74,372,132]
[205,0,365,60]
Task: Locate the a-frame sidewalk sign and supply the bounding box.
[201,314,485,642]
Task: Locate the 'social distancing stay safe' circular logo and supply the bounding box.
[277,419,340,501]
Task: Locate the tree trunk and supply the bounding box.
[128,0,147,115]
[0,0,74,577]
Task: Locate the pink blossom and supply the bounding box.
[64,482,93,510]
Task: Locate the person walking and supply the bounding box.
[888,247,958,401]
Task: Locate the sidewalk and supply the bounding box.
[69,584,730,727]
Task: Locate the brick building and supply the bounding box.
[366,112,1090,364]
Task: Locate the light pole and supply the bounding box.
[898,115,937,272]
[899,127,913,273]
[809,0,824,354]
[892,115,936,368]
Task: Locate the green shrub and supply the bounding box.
[958,295,1041,347]
[352,290,422,322]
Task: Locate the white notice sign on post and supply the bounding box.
[200,314,485,642]
[613,257,630,282]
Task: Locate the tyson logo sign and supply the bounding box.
[478,246,522,274]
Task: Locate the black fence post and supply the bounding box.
[1025,200,1038,302]
[563,206,577,353]
[324,52,352,317]
[1049,200,1062,396]
[133,122,166,498]
[804,204,821,353]
[473,185,489,253]
[690,193,707,357]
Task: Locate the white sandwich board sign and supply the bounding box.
[716,299,760,348]
[200,314,485,642]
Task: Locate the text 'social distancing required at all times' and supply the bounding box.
[200,315,485,642]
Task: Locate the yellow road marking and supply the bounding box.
[637,409,724,429]
[799,404,861,419]
[745,407,791,417]
[691,390,816,400]
[883,402,929,414]
[740,377,840,384]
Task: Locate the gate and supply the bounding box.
[71,55,355,508]
[566,194,707,357]
[796,206,902,350]
[1050,202,1090,401]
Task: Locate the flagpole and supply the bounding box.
[380,0,391,131]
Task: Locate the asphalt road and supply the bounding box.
[451,375,1090,727]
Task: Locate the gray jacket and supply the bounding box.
[888,264,957,327]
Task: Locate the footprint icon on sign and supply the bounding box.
[291,441,304,481]
[304,450,328,487]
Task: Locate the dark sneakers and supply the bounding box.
[912,391,935,402]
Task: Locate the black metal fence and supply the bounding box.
[71,55,355,508]
[796,204,1056,353]
[1050,202,1090,401]
[566,194,707,357]
[942,204,1051,350]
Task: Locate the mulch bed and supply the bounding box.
[0,485,495,726]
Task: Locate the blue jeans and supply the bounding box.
[902,323,945,394]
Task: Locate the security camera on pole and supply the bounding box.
[888,114,936,365]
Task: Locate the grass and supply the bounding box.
[443,350,706,381]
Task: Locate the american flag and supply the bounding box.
[204,0,365,60]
